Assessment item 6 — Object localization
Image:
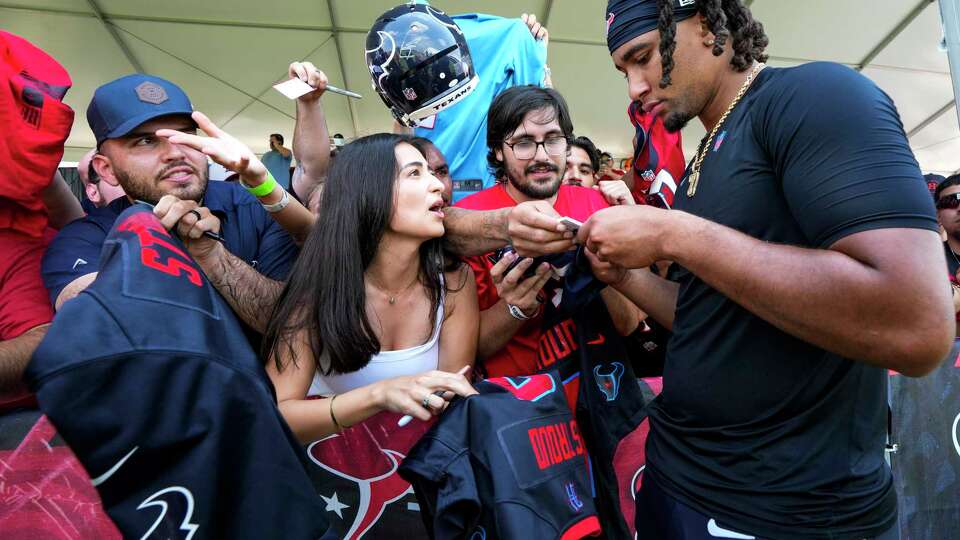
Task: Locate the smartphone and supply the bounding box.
[487,246,541,279]
[558,216,582,233]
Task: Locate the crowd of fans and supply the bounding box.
[2,0,957,538]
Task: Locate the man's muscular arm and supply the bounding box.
[443,201,575,257]
[199,246,283,333]
[153,196,283,333]
[443,207,511,256]
[0,324,48,391]
[581,205,953,375]
[289,61,330,212]
[585,248,678,331]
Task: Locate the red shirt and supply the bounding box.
[455,184,609,377]
[0,228,55,411]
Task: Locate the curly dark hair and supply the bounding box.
[657,0,769,88]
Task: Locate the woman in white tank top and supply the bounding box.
[261,134,479,443]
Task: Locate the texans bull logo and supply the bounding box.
[305,411,431,539]
[594,362,625,401]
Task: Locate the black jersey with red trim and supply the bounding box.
[399,372,601,540]
[25,206,330,539]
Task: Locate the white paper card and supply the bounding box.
[273,78,315,100]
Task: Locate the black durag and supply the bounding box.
[605,0,699,54]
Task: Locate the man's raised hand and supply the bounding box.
[288,61,328,102]
[156,111,268,186]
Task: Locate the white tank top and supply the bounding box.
[307,290,444,397]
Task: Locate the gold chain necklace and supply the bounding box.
[686,63,765,197]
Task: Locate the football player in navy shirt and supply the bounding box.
[563,1,954,539]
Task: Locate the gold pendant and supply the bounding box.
[388,296,396,305]
[686,170,700,197]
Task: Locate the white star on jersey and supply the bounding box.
[321,491,349,519]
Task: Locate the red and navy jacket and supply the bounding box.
[399,372,601,540]
[25,206,331,540]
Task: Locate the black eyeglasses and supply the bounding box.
[504,136,568,160]
[937,193,960,210]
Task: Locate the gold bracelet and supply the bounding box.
[329,394,345,432]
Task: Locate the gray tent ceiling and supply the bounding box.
[2,0,958,176]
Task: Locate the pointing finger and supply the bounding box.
[192,111,224,138]
[156,129,208,152]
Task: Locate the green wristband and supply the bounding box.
[242,171,277,198]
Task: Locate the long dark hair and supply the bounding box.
[262,133,449,375]
[486,85,574,182]
[657,0,769,88]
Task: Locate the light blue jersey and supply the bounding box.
[414,13,546,202]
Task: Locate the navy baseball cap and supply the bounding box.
[87,74,193,146]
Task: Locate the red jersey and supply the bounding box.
[455,183,609,377]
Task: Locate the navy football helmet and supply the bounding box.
[366,2,479,127]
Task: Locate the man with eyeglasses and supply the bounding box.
[454,85,641,378]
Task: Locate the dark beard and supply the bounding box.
[114,164,208,205]
[663,110,693,133]
[509,172,561,200]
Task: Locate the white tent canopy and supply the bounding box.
[2,0,957,176]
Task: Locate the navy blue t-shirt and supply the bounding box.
[42,180,298,306]
[651,63,938,539]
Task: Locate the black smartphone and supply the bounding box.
[487,246,543,280]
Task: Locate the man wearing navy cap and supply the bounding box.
[42,74,298,337]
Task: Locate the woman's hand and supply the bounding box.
[371,367,476,421]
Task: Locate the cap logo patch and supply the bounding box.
[135,81,168,104]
